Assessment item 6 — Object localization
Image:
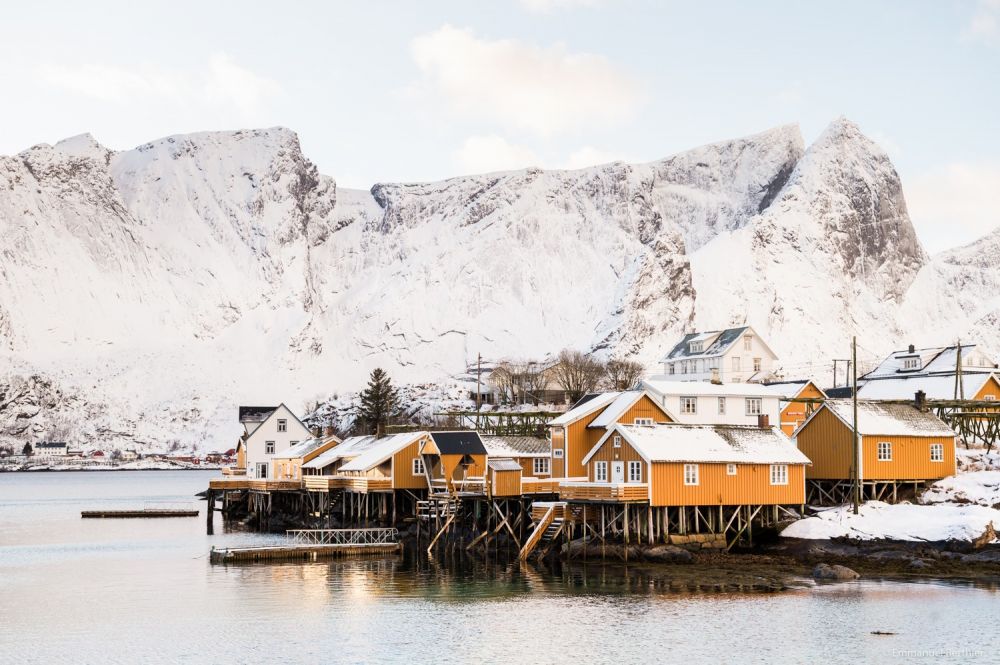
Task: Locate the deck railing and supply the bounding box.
[287,528,399,546]
[558,482,649,502]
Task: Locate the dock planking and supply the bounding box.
[81,509,200,518]
[209,542,402,564]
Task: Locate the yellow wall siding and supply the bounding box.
[491,469,522,496]
[236,445,246,468]
[861,435,956,480]
[649,462,806,507]
[440,453,486,483]
[795,407,855,479]
[565,411,603,477]
[586,436,645,482]
[618,396,673,425]
[780,382,824,436]
[975,376,1000,401]
[518,457,550,477]
[551,428,565,477]
[392,439,427,489]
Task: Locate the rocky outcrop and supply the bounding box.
[812,563,860,581]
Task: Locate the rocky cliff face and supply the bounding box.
[0,118,995,451]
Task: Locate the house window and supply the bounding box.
[753,358,762,372]
[681,396,698,414]
[902,357,919,370]
[628,461,642,483]
[534,458,550,475]
[412,457,425,475]
[613,435,622,448]
[552,449,564,459]
[744,335,752,351]
[930,443,944,462]
[770,464,788,485]
[668,363,675,375]
[732,356,741,372]
[745,398,762,416]
[633,418,653,426]
[277,419,287,433]
[265,441,275,454]
[595,461,608,482]
[690,341,703,353]
[985,395,997,402]
[681,361,688,373]
[727,463,737,475]
[683,464,699,485]
[718,397,726,415]
[289,441,298,448]
[877,441,892,461]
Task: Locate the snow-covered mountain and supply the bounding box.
[0,118,996,451]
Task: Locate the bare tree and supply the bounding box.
[605,359,645,391]
[551,349,605,403]
[488,361,517,404]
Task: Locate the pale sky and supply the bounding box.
[1,0,998,253]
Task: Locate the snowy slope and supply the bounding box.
[0,118,997,451]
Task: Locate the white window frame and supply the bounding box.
[265,440,275,454]
[668,363,675,375]
[633,418,653,426]
[277,419,287,433]
[745,398,762,416]
[727,463,737,475]
[690,341,703,353]
[984,395,997,402]
[732,356,741,372]
[930,443,944,462]
[744,335,752,351]
[681,360,688,373]
[877,441,892,461]
[552,448,564,459]
[902,357,919,370]
[770,464,788,485]
[681,396,698,414]
[627,461,642,483]
[412,457,425,476]
[595,461,608,482]
[683,463,699,486]
[718,397,726,415]
[753,357,762,372]
[533,457,550,475]
[613,435,622,448]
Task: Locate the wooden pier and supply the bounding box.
[209,528,401,564]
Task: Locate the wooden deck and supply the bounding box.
[81,509,199,518]
[209,543,401,563]
[558,482,649,503]
[520,478,562,494]
[208,478,302,491]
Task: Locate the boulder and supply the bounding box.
[812,563,860,581]
[643,545,694,564]
[908,558,931,570]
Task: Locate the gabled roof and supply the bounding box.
[487,458,523,472]
[239,406,277,422]
[587,390,673,429]
[547,392,622,427]
[482,436,550,458]
[339,432,425,472]
[641,378,778,397]
[270,435,341,460]
[301,435,377,469]
[244,403,312,439]
[856,373,998,401]
[429,431,487,455]
[797,400,956,438]
[862,344,997,380]
[764,379,827,400]
[35,442,68,448]
[583,423,809,465]
[660,326,748,362]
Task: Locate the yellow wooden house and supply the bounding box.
[767,379,827,436]
[418,431,488,496]
[271,435,342,481]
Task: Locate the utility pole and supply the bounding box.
[954,340,964,400]
[852,336,860,515]
[476,353,482,428]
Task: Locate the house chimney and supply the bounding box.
[757,414,770,429]
[914,390,927,412]
[310,426,321,437]
[908,344,915,354]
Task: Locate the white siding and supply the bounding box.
[244,405,313,479]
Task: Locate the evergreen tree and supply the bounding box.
[22,442,32,456]
[358,368,400,438]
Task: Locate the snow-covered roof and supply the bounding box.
[271,435,340,460]
[487,458,523,472]
[763,379,826,400]
[857,374,997,401]
[660,326,748,362]
[815,400,956,438]
[641,378,778,398]
[301,435,376,469]
[584,423,809,465]
[482,436,550,458]
[547,392,621,426]
[862,344,997,380]
[339,432,425,472]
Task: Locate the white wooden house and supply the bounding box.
[239,404,313,479]
[659,326,779,383]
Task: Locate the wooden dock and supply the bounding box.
[209,527,402,564]
[81,509,199,518]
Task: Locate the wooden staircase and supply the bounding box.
[518,503,567,560]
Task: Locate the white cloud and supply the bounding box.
[411,25,641,136]
[35,53,282,122]
[518,0,602,13]
[965,0,1000,42]
[453,135,540,174]
[907,162,1000,252]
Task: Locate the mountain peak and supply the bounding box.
[53,133,113,164]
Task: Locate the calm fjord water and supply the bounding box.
[1,470,997,664]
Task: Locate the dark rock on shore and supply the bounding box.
[812,563,860,581]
